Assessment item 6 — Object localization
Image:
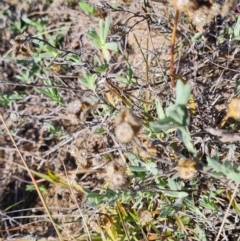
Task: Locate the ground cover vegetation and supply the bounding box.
[1,0,240,240]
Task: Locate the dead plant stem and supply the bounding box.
[0,114,64,241]
[215,183,239,241]
[170,10,179,88]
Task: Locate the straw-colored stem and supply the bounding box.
[170,10,179,88]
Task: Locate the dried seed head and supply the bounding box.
[12,33,34,60]
[79,98,94,120]
[106,162,116,177]
[115,122,134,143]
[9,111,20,123]
[67,113,81,125]
[6,111,21,127]
[170,0,195,12]
[177,159,198,180]
[50,63,61,73]
[115,109,141,128]
[67,99,82,114]
[228,98,240,120]
[66,98,94,124]
[138,210,153,225]
[115,109,142,142]
[169,0,232,32]
[108,171,129,190]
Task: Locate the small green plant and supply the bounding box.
[207,154,240,184]
[86,18,118,61]
[26,184,47,194]
[44,122,69,140]
[0,92,22,106]
[15,71,32,83]
[79,1,96,16]
[21,15,47,33]
[78,72,97,90]
[7,9,26,33]
[228,16,240,41]
[126,151,158,176]
[94,55,109,73]
[37,78,63,104]
[150,80,196,154]
[116,66,136,85]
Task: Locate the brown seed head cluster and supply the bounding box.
[227,97,240,120]
[177,159,198,180]
[12,33,34,60]
[169,0,235,31]
[115,109,142,143]
[67,98,94,125]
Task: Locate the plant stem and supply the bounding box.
[170,10,179,88]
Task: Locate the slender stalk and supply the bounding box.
[0,114,63,241]
[170,10,179,88]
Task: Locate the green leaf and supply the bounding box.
[145,162,158,175]
[0,92,22,106]
[45,45,58,56]
[196,225,207,241]
[150,118,178,133]
[105,42,118,51]
[94,57,108,73]
[175,80,191,105]
[233,36,240,41]
[100,19,109,45]
[177,127,196,154]
[129,166,147,172]
[78,73,97,90]
[125,152,141,164]
[94,128,106,134]
[21,16,37,26]
[165,105,188,125]
[21,16,44,32]
[86,28,101,48]
[26,184,47,193]
[184,199,206,218]
[234,16,240,37]
[79,2,94,15]
[162,190,188,198]
[207,157,240,183]
[65,54,81,63]
[155,99,165,119]
[192,32,202,41]
[228,27,234,36]
[116,76,129,84]
[168,178,180,190]
[36,78,63,104]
